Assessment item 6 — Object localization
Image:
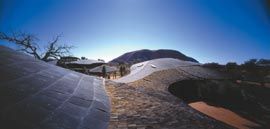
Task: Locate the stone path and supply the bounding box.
[106,68,232,129]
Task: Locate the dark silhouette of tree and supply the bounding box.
[242,59,257,69]
[245,59,257,64]
[225,62,241,79]
[203,62,223,69]
[257,59,270,65]
[81,57,87,60]
[0,32,74,62]
[226,62,238,69]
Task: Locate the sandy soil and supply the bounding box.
[189,101,260,129]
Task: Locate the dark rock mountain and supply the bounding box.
[109,49,198,64]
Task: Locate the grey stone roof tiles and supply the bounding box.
[0,46,110,129]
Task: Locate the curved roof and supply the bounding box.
[115,58,201,83]
[68,59,105,65]
[0,46,110,129]
[89,65,117,73]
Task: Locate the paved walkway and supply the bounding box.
[106,68,232,129]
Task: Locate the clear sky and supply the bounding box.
[0,0,269,64]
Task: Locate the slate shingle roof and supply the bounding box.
[0,46,110,129]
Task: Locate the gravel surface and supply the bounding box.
[106,68,232,129]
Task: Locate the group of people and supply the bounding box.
[101,65,127,79]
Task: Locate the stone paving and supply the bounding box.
[0,46,110,129]
[106,67,232,129]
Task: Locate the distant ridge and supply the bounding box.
[109,49,198,64]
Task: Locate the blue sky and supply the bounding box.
[0,0,269,64]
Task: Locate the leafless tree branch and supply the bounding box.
[0,32,74,62]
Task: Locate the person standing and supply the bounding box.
[113,71,117,79]
[102,65,106,78]
[120,65,123,77]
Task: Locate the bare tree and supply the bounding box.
[0,32,74,62]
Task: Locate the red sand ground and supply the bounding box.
[189,101,260,129]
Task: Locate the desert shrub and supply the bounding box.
[256,59,270,65]
[226,62,238,69]
[242,59,257,69]
[203,62,223,69]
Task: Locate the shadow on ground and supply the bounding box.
[168,80,270,129]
